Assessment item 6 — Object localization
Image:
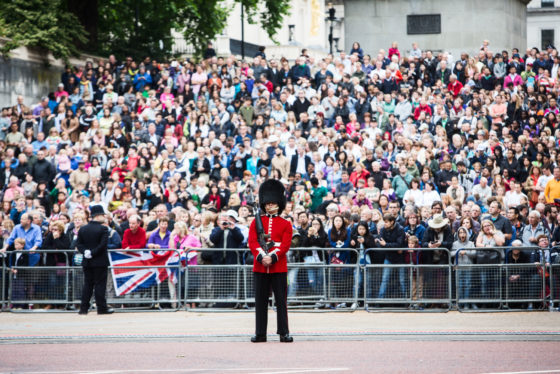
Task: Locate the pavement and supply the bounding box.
[1,311,560,374]
[1,310,560,343]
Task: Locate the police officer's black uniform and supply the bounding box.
[77,206,112,315]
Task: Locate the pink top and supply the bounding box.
[173,234,202,265]
[160,93,175,109]
[56,155,71,172]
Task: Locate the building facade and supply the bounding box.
[343,0,530,58]
[527,0,559,51]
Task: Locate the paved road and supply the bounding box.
[1,311,560,373]
[1,341,559,374]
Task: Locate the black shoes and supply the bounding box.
[251,335,267,343]
[280,334,294,343]
[97,308,114,315]
[78,310,88,315]
[251,334,293,343]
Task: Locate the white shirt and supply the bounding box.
[403,189,423,207]
[472,184,492,203]
[504,190,526,209]
[285,145,297,160]
[296,156,307,175]
[538,175,553,190]
[420,190,441,208]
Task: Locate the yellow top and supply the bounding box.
[544,178,560,203]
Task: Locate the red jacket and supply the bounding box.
[447,80,463,97]
[350,169,370,187]
[413,104,432,120]
[248,215,293,273]
[122,227,147,249]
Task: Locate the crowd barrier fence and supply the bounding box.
[0,247,558,313]
[363,248,452,311]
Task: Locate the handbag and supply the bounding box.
[73,252,84,266]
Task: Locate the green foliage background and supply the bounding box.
[0,0,291,61]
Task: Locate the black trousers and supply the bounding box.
[254,272,289,336]
[81,266,108,312]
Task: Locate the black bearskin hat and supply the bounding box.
[258,179,286,213]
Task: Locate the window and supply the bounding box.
[542,29,555,50]
[407,14,441,35]
[541,0,555,8]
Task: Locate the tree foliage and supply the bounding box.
[0,0,88,61]
[92,0,291,59]
[94,0,183,60]
[179,0,230,58]
[0,0,291,61]
[238,0,291,44]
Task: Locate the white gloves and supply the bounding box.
[84,250,92,259]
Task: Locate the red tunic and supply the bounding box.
[248,215,293,273]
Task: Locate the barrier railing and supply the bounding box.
[1,252,6,310]
[184,248,244,308]
[3,249,182,311]
[454,246,546,311]
[1,246,560,313]
[6,250,73,309]
[364,248,452,311]
[551,263,560,310]
[285,248,359,309]
[184,248,360,310]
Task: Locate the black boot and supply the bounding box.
[279,334,293,343]
[251,335,267,343]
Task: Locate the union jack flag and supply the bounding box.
[109,250,183,296]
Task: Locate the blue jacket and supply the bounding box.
[133,72,152,91]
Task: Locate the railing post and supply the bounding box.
[1,253,5,311]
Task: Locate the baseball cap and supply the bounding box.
[225,209,239,222]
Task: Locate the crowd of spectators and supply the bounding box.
[2,39,560,309]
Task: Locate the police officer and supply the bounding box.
[78,205,112,315]
[248,179,293,343]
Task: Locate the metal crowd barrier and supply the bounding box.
[551,263,560,311]
[503,247,548,311]
[286,248,359,310]
[1,252,6,311]
[2,246,560,313]
[3,249,182,312]
[6,250,74,310]
[183,248,360,310]
[183,248,244,309]
[364,248,452,312]
[454,246,546,312]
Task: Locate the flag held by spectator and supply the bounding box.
[109,250,181,296]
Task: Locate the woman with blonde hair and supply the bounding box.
[169,221,202,263]
[196,211,216,249]
[475,219,505,304]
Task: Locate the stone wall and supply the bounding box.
[0,38,99,108]
[0,57,63,108]
[344,0,530,60]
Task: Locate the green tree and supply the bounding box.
[77,0,290,60]
[0,0,88,61]
[94,0,182,60]
[178,0,291,57]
